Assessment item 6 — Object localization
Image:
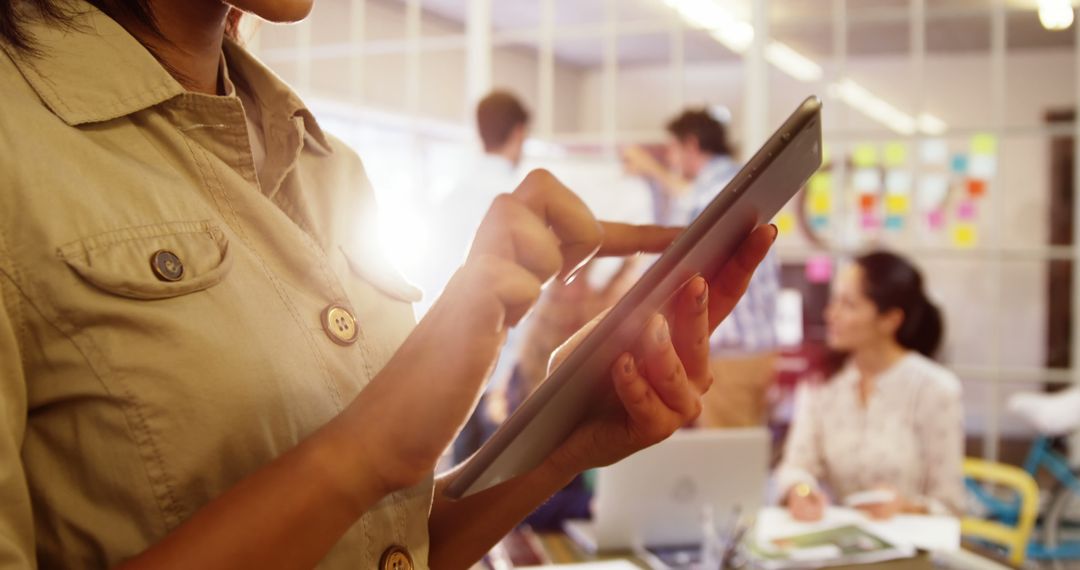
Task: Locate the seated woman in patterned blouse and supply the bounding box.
[776,251,965,521]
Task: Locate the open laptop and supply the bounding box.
[564,428,770,553]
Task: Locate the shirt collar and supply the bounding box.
[2,3,183,126]
[222,38,332,156]
[477,152,515,175]
[4,2,331,155]
[837,352,916,393]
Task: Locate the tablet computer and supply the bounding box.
[446,96,823,499]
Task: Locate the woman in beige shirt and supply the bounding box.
[776,252,965,521]
[0,1,776,568]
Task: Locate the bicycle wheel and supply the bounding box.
[1044,484,1080,570]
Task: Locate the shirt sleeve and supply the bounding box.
[775,382,826,500]
[0,266,35,567]
[913,373,966,516]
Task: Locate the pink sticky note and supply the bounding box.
[927,209,945,230]
[806,255,833,284]
[957,200,977,221]
[861,212,880,230]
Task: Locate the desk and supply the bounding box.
[491,531,1015,569]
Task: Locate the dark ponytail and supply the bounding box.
[855,251,944,358]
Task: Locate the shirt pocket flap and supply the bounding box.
[339,244,422,304]
[58,220,233,300]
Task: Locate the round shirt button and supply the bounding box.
[321,304,359,345]
[150,250,185,282]
[379,545,413,570]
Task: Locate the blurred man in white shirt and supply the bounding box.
[428,91,530,306]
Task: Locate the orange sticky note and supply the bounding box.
[967,178,987,198]
[860,193,877,211]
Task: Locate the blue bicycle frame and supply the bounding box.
[965,436,1080,560]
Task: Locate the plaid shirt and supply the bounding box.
[682,156,780,355]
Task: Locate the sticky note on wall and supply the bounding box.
[886,170,912,195]
[971,133,997,156]
[809,172,832,195]
[861,211,880,230]
[917,174,949,210]
[884,142,908,167]
[967,178,987,198]
[886,194,910,214]
[775,211,796,235]
[854,168,882,192]
[952,223,978,248]
[806,254,833,284]
[853,144,878,168]
[927,209,945,231]
[920,139,948,165]
[810,193,831,215]
[969,155,997,179]
[951,154,968,174]
[957,199,977,221]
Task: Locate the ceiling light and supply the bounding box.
[917,114,948,136]
[829,79,917,135]
[662,0,948,134]
[708,20,755,53]
[663,0,735,31]
[765,42,824,82]
[1039,0,1075,31]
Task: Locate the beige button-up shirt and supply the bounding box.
[775,353,966,515]
[0,4,433,568]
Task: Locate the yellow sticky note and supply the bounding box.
[971,133,997,156]
[886,194,909,214]
[884,142,907,167]
[952,223,978,248]
[811,192,832,215]
[775,211,796,235]
[821,143,832,166]
[853,144,878,168]
[808,172,832,195]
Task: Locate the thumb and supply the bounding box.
[548,308,612,373]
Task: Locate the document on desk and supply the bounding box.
[755,507,961,552]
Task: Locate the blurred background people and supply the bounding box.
[626,108,781,428]
[427,90,531,307]
[777,251,964,521]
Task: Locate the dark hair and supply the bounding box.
[2,1,242,54]
[855,251,944,358]
[476,90,529,152]
[665,109,733,156]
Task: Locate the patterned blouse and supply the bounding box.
[775,353,966,515]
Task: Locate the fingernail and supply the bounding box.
[623,355,635,375]
[654,316,669,344]
[769,223,779,243]
[694,278,708,307]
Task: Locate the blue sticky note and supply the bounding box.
[885,215,904,231]
[951,153,968,174]
[810,215,829,231]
